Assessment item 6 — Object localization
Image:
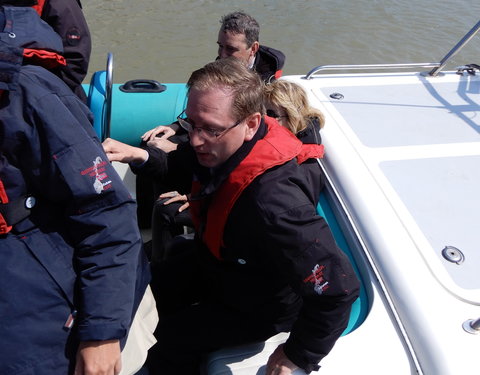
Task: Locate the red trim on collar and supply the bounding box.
[23,48,67,69]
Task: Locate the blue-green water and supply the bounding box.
[83,0,480,84]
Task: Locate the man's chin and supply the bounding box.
[196,153,217,168]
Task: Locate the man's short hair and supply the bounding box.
[187,57,264,121]
[219,11,260,48]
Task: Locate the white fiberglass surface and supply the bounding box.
[317,74,480,301]
[380,155,480,291]
[320,77,480,148]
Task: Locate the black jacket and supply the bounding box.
[40,0,91,102]
[254,44,286,82]
[215,44,285,83]
[137,119,359,373]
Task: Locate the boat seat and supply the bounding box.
[204,192,369,374]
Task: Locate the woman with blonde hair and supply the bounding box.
[264,79,326,203]
[264,79,325,137]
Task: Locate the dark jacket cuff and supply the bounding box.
[283,341,321,374]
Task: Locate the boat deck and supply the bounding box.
[284,70,480,374]
[313,73,480,302]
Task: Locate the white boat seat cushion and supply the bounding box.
[204,332,319,375]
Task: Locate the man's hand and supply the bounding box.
[266,344,299,375]
[141,125,177,142]
[102,138,148,164]
[146,137,178,153]
[159,191,189,212]
[74,339,121,375]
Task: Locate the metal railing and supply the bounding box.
[304,62,439,79]
[304,19,480,80]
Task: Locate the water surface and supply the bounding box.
[83,0,480,83]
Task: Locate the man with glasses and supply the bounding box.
[134,11,285,257]
[104,59,359,375]
[103,57,359,375]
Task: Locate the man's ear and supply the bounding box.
[244,112,262,141]
[250,41,260,57]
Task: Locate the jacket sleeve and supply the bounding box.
[41,0,91,100]
[21,76,144,342]
[130,142,196,195]
[256,164,360,373]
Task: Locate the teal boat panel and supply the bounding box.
[83,71,188,145]
[317,193,369,335]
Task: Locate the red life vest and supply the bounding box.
[0,89,8,234]
[31,0,46,16]
[0,179,12,234]
[190,116,325,259]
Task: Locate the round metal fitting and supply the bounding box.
[463,318,480,335]
[8,32,16,38]
[441,246,464,264]
[329,92,344,100]
[25,196,36,209]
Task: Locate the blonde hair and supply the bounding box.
[264,80,325,134]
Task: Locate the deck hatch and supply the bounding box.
[320,80,480,148]
[380,155,480,296]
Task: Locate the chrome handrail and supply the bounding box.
[304,63,439,79]
[305,19,480,80]
[103,52,113,140]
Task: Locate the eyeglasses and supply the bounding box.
[266,109,287,119]
[177,110,243,140]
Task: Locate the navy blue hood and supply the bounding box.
[0,5,63,53]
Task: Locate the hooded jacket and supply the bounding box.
[0,5,65,64]
[253,44,286,82]
[0,1,91,101]
[0,15,149,374]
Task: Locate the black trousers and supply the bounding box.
[146,245,276,375]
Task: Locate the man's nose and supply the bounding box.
[189,130,205,147]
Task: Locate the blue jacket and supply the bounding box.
[0,39,150,374]
[0,2,91,101]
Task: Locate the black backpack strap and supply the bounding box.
[0,195,35,227]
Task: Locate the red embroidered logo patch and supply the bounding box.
[303,264,330,295]
[80,157,112,194]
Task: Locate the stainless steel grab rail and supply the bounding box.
[103,52,113,141]
[304,63,440,79]
[429,20,480,76]
[305,19,480,80]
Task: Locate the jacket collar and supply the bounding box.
[192,118,267,199]
[296,117,322,145]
